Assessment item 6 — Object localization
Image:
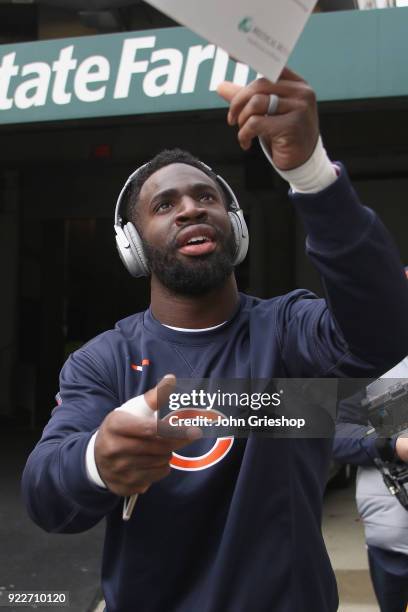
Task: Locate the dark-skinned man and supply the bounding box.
[22,69,408,612]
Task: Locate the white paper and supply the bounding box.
[145,0,317,82]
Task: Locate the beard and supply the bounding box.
[143,227,236,296]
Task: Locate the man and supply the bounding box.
[334,357,408,612]
[22,69,408,612]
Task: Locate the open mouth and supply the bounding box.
[177,226,217,256]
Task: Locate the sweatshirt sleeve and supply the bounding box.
[333,390,378,467]
[21,344,121,533]
[333,387,399,467]
[281,164,408,378]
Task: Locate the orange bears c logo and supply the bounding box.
[165,409,234,472]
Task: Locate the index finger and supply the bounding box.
[216,67,305,103]
[216,81,242,103]
[222,78,275,125]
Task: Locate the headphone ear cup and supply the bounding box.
[115,232,137,276]
[229,210,249,266]
[122,222,150,278]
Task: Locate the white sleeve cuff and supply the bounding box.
[258,135,338,194]
[85,431,107,489]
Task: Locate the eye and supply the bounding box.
[199,192,216,202]
[155,201,173,213]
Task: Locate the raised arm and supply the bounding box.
[218,69,408,377]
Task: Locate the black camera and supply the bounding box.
[362,379,408,437]
[362,379,408,511]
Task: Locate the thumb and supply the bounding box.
[216,81,242,102]
[144,374,176,412]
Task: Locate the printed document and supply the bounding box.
[145,0,317,82]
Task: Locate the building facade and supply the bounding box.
[1,2,408,424]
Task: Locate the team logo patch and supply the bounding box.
[131,359,150,372]
[166,409,234,471]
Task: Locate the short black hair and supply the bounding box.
[122,148,226,223]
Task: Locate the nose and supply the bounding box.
[175,196,207,226]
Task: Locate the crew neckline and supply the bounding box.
[163,321,227,332]
[143,293,246,345]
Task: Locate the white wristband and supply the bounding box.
[258,135,338,194]
[85,394,156,489]
[116,394,156,419]
[85,431,107,489]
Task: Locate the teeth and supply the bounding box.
[187,236,208,245]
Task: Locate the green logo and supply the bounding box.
[238,17,253,33]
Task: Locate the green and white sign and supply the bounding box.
[1,8,408,125]
[0,28,259,125]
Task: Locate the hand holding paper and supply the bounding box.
[217,68,320,171]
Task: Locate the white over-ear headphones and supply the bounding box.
[114,161,249,278]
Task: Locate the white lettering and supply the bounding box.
[206,393,216,411]
[14,62,51,109]
[247,415,306,428]
[0,53,19,110]
[169,393,179,410]
[74,55,110,102]
[0,40,256,116]
[52,46,78,105]
[143,48,183,98]
[114,36,155,99]
[181,44,215,94]
[270,393,281,406]
[179,393,190,407]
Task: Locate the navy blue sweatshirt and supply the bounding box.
[22,168,408,612]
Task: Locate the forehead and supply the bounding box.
[139,163,219,203]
